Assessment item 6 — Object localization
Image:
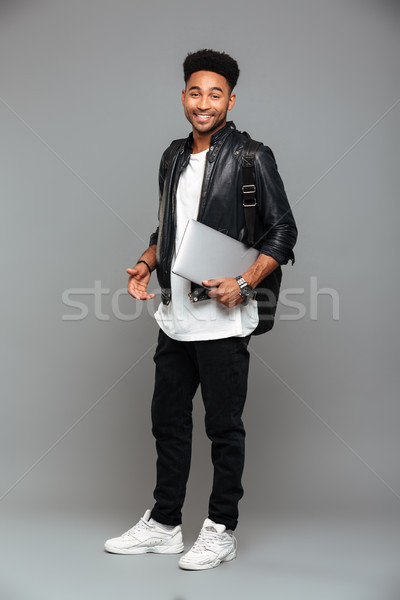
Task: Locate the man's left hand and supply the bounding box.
[202,277,243,308]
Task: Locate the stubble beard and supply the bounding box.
[184,108,228,137]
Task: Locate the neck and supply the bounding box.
[191,131,211,154]
[191,120,227,154]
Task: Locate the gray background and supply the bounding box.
[1,0,400,598]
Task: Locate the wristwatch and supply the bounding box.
[235,276,254,304]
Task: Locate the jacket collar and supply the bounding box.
[183,121,236,165]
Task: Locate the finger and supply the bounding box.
[207,287,223,299]
[202,278,223,287]
[128,286,155,300]
[126,268,139,275]
[138,292,155,300]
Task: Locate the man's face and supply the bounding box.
[181,70,236,136]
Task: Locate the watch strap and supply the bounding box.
[235,276,248,289]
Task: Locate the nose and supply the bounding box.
[197,96,210,111]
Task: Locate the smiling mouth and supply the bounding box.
[194,113,213,121]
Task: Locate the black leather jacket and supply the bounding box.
[149,121,298,304]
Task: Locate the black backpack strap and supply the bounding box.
[241,138,261,246]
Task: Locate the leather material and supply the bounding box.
[149,121,298,331]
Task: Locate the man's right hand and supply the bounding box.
[126,264,155,300]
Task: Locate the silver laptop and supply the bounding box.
[172,219,259,286]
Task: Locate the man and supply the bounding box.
[104,49,297,570]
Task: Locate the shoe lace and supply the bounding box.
[190,527,223,553]
[125,517,149,537]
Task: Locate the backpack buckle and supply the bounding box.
[242,184,257,207]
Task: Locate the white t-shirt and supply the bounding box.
[154,148,259,341]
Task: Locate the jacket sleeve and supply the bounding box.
[254,144,298,265]
[148,150,168,247]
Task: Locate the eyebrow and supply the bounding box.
[188,86,224,93]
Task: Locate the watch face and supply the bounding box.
[240,285,253,297]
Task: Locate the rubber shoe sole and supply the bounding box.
[104,542,184,555]
[178,547,237,570]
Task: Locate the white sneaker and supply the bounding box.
[178,518,237,570]
[104,509,184,554]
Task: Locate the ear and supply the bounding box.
[181,89,186,106]
[228,93,236,111]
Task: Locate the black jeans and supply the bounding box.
[150,329,251,531]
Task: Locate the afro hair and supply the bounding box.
[183,49,240,91]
